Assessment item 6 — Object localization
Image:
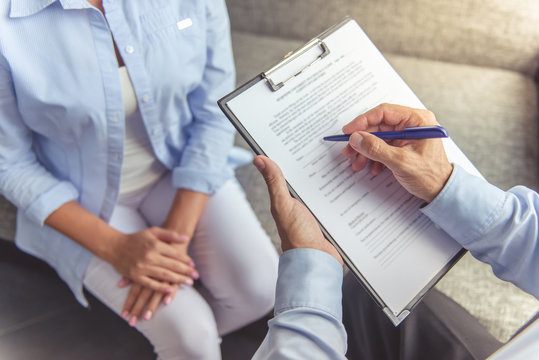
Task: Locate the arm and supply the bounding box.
[162,189,209,238]
[254,249,347,360]
[0,52,193,294]
[173,0,236,195]
[44,201,195,293]
[421,165,539,298]
[252,156,347,359]
[0,53,79,227]
[343,103,538,298]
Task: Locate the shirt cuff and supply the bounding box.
[172,166,234,194]
[24,180,79,225]
[275,248,344,321]
[420,164,506,246]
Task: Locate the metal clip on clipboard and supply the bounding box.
[263,39,330,91]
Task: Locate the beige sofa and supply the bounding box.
[227,0,539,342]
[0,0,537,345]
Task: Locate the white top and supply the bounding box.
[118,66,166,199]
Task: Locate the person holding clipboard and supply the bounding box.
[251,103,538,360]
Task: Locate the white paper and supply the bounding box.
[227,20,472,316]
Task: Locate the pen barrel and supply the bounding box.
[403,129,446,139]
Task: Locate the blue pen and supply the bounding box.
[322,126,448,141]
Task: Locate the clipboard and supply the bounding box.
[218,17,468,325]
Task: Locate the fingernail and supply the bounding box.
[117,279,126,287]
[165,287,173,294]
[144,310,152,320]
[349,132,363,150]
[191,272,199,280]
[190,261,195,268]
[164,296,172,305]
[253,157,265,171]
[129,316,138,327]
[121,311,129,319]
[184,278,194,286]
[178,235,190,242]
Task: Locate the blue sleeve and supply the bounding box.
[0,53,78,225]
[172,0,236,194]
[421,164,539,298]
[253,248,348,360]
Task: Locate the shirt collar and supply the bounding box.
[9,0,89,18]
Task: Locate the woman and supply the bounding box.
[0,0,278,358]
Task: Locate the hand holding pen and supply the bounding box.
[337,103,453,203]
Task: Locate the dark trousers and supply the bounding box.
[342,273,502,360]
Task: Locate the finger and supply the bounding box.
[136,276,176,294]
[146,266,195,287]
[149,227,189,244]
[348,132,402,169]
[341,143,358,158]
[121,283,143,320]
[351,153,369,172]
[143,291,164,321]
[118,277,131,288]
[343,103,414,134]
[129,287,154,326]
[253,156,291,207]
[163,284,179,306]
[370,161,385,175]
[149,255,199,280]
[342,113,368,134]
[156,242,194,265]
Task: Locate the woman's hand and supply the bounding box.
[117,188,209,324]
[108,227,198,293]
[119,242,198,325]
[44,202,198,293]
[120,283,177,326]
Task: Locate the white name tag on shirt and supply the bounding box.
[177,18,193,31]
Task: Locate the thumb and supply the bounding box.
[253,155,290,207]
[349,132,400,168]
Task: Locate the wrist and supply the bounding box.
[162,189,208,239]
[162,220,195,239]
[98,227,127,263]
[426,162,454,203]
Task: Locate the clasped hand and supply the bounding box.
[109,227,199,326]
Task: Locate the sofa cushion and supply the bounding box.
[231,30,539,342]
[0,196,15,241]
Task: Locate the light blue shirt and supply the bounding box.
[254,248,347,360]
[0,0,243,305]
[254,165,539,359]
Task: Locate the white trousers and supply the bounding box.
[83,175,279,360]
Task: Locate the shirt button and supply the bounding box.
[141,95,151,103]
[125,45,134,54]
[113,152,120,161]
[112,112,119,122]
[152,128,160,136]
